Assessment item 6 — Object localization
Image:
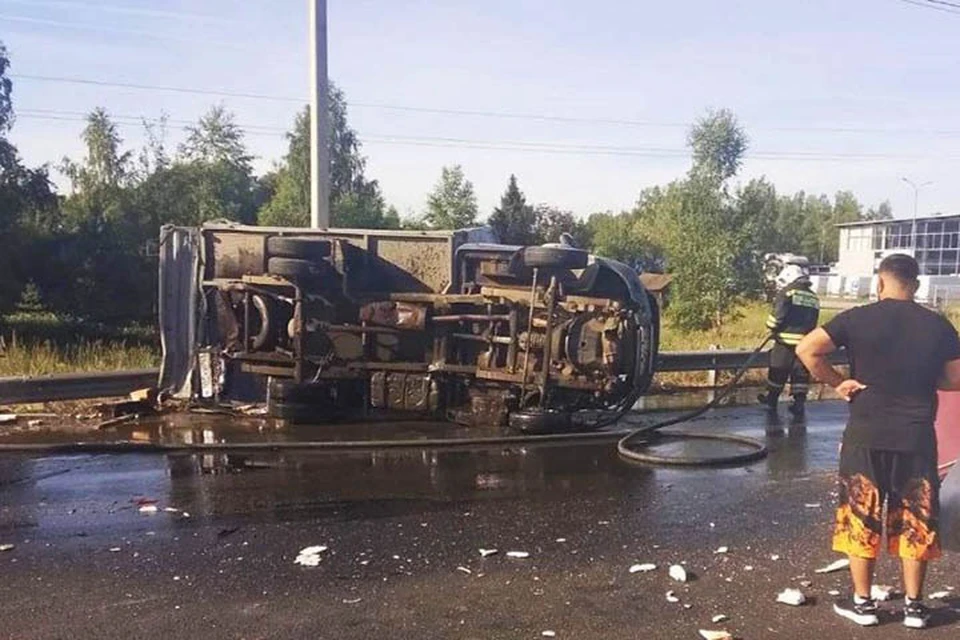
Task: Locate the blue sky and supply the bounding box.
[2,0,959,220]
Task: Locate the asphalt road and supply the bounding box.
[1,402,959,639]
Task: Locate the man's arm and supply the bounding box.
[939,359,960,391]
[796,327,866,401]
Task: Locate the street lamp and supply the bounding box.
[901,177,933,252]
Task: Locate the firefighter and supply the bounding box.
[758,264,820,416]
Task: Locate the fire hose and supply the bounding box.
[0,337,776,467]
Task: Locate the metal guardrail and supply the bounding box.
[0,369,159,404]
[0,350,850,404]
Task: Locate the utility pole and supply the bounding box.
[309,0,331,228]
[901,177,932,251]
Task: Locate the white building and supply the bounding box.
[831,215,960,304]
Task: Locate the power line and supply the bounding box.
[0,14,245,47]
[894,0,960,15]
[922,0,960,10]
[17,112,960,163]
[0,0,226,23]
[13,73,960,137]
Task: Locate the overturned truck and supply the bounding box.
[159,224,659,432]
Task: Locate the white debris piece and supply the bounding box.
[805,503,821,508]
[0,544,14,552]
[27,419,43,428]
[479,548,498,558]
[711,614,728,623]
[699,631,733,640]
[541,632,557,638]
[0,414,17,424]
[294,545,329,567]
[666,591,680,603]
[815,558,850,574]
[629,563,657,574]
[714,546,729,554]
[164,507,180,513]
[799,580,812,588]
[138,504,159,514]
[828,590,841,596]
[506,551,530,559]
[109,547,121,552]
[683,604,693,610]
[776,588,807,606]
[669,564,688,582]
[342,598,363,604]
[929,591,951,600]
[871,585,894,601]
[456,566,472,575]
[770,555,781,561]
[744,566,754,571]
[555,538,567,543]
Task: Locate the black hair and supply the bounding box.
[877,253,919,283]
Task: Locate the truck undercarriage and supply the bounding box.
[159,224,659,432]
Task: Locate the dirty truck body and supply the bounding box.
[159,224,659,431]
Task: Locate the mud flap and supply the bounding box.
[940,463,960,552]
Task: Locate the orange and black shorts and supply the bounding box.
[833,445,941,561]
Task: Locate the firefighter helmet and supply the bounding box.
[775,264,809,289]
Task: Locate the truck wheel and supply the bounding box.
[523,246,589,270]
[266,237,332,261]
[267,257,333,284]
[508,409,573,434]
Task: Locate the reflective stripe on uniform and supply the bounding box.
[776,332,805,345]
[765,314,779,329]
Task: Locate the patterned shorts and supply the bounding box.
[833,445,941,561]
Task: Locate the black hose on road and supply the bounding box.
[0,337,775,467]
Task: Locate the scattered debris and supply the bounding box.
[541,632,557,638]
[629,563,657,574]
[828,590,841,596]
[683,604,693,610]
[129,388,158,405]
[555,538,567,543]
[799,580,812,588]
[294,545,329,567]
[669,564,688,582]
[138,504,159,514]
[804,503,821,508]
[456,566,472,575]
[26,419,43,428]
[770,555,781,561]
[743,566,754,571]
[776,588,807,606]
[714,546,729,554]
[929,591,951,600]
[342,598,363,604]
[109,547,121,552]
[0,414,17,424]
[711,615,728,623]
[666,591,680,603]
[164,507,180,513]
[699,631,733,640]
[815,558,850,574]
[478,548,498,558]
[0,544,14,552]
[871,585,894,601]
[506,551,530,559]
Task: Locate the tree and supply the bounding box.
[688,108,748,185]
[489,174,536,244]
[533,204,591,247]
[865,200,893,221]
[259,89,397,229]
[423,164,478,229]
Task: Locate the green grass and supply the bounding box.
[659,301,840,351]
[0,312,160,377]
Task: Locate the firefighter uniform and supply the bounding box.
[760,279,820,414]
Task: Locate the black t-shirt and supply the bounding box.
[823,299,960,452]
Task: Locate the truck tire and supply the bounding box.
[523,246,589,270]
[267,257,333,284]
[266,236,332,261]
[508,409,573,434]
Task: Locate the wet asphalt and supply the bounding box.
[1,402,959,639]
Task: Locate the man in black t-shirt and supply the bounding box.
[797,254,960,630]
